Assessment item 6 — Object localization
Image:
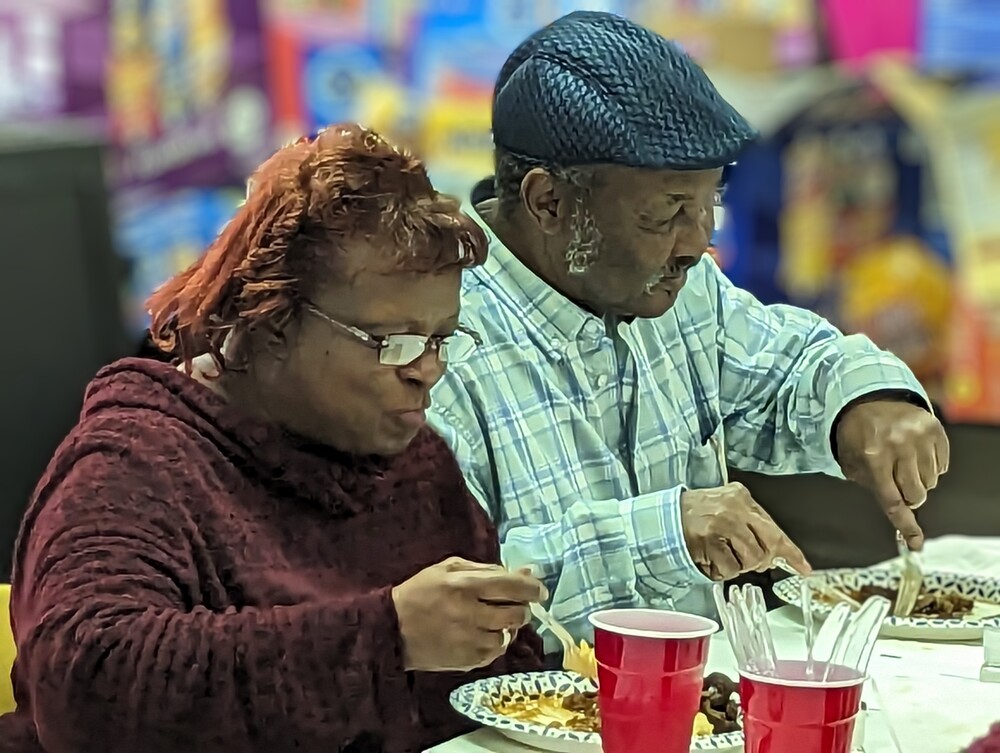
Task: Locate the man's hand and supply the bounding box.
[681,483,811,581]
[836,399,949,551]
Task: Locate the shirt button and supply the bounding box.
[551,338,563,351]
[596,374,608,388]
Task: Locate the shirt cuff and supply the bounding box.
[619,486,711,593]
[820,352,930,479]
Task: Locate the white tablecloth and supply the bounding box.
[428,536,1000,753]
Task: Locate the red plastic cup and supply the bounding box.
[740,660,866,753]
[588,609,718,753]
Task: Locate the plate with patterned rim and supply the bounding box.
[449,671,744,753]
[773,568,1000,641]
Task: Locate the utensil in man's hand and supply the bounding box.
[893,530,924,618]
[773,557,861,609]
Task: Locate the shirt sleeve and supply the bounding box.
[429,384,710,643]
[705,257,930,477]
[12,447,421,753]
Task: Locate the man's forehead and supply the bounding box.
[595,164,724,190]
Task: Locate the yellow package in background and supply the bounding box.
[420,95,494,197]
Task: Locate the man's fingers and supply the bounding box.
[703,544,741,582]
[872,462,925,550]
[885,502,924,552]
[872,462,907,513]
[749,518,812,575]
[893,454,928,508]
[726,532,768,574]
[935,424,951,475]
[773,538,812,575]
[916,443,940,491]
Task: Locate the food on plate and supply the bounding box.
[692,711,713,737]
[700,673,741,734]
[489,673,741,737]
[821,584,976,619]
[491,690,598,732]
[564,639,597,681]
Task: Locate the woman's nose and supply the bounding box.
[398,348,446,388]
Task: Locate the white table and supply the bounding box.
[429,536,1000,753]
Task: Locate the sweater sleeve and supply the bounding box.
[12,445,420,753]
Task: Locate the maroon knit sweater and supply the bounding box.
[968,724,1000,753]
[0,358,542,753]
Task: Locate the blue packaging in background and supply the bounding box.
[303,40,391,130]
[921,0,1000,74]
[115,187,242,336]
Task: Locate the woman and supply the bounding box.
[1,125,545,753]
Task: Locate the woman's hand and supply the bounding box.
[392,557,547,672]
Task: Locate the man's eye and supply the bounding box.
[642,207,681,226]
[639,219,674,235]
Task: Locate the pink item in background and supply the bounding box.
[822,0,918,67]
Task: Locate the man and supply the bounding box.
[428,11,948,643]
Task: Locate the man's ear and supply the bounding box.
[521,168,573,236]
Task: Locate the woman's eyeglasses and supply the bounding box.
[304,303,482,367]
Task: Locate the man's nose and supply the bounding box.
[672,210,712,261]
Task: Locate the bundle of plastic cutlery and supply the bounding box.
[714,582,891,679]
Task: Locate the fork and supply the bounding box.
[893,531,923,618]
[773,559,862,610]
[529,603,596,681]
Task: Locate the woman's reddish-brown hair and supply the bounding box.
[147,123,488,370]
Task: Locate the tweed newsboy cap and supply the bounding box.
[492,11,757,170]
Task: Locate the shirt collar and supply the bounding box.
[465,202,606,358]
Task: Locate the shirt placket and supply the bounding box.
[576,320,620,449]
[566,319,636,503]
[613,323,646,495]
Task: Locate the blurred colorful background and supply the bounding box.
[3,0,1000,425]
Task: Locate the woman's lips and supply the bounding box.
[395,409,427,429]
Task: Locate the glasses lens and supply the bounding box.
[440,331,477,363]
[379,335,429,366]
